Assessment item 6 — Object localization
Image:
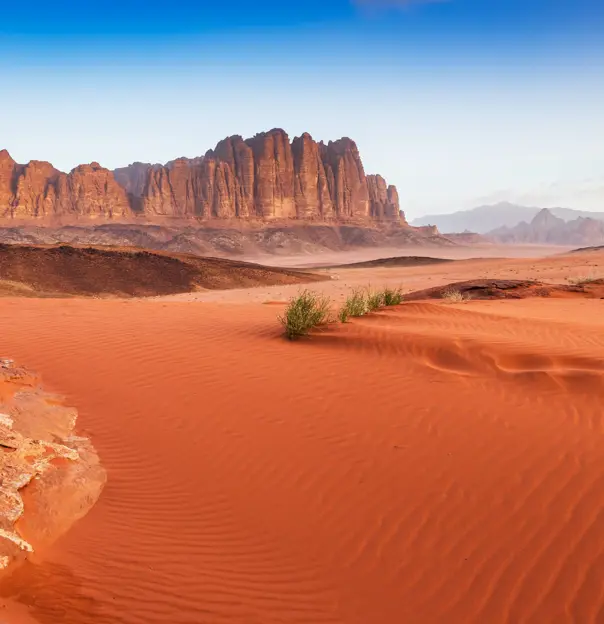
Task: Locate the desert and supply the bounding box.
[3,0,603,620]
[0,240,603,623]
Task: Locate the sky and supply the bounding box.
[1,0,603,219]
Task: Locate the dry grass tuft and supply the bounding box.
[567,273,600,286]
[279,290,333,340]
[441,287,469,303]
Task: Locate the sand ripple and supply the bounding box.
[0,296,603,623]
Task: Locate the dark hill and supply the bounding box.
[0,244,323,297]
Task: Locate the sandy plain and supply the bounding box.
[0,244,603,623]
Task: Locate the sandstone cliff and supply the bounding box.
[1,150,131,220]
[0,130,404,223]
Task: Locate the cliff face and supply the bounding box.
[291,133,333,220]
[128,130,401,221]
[367,174,401,220]
[0,130,404,223]
[1,154,131,220]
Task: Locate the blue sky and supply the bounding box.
[1,0,603,217]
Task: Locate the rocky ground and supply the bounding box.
[0,359,106,576]
[0,221,453,258]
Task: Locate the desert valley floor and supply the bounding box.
[1,245,603,623]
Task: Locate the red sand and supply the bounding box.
[0,250,604,623]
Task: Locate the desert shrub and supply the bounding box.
[441,287,468,303]
[338,307,350,323]
[339,288,368,321]
[382,286,404,306]
[365,287,385,312]
[338,285,404,322]
[279,290,332,340]
[567,274,600,286]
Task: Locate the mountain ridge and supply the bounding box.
[489,208,604,246]
[411,202,604,233]
[1,129,403,224]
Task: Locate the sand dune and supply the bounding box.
[0,251,603,623]
[324,255,453,269]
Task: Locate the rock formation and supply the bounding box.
[367,174,400,220]
[0,152,131,220]
[0,130,404,223]
[0,359,106,573]
[291,133,334,220]
[114,161,156,197]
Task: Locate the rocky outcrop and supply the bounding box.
[0,150,17,214]
[12,160,60,218]
[0,130,404,223]
[212,136,255,218]
[0,157,131,220]
[129,130,373,221]
[114,161,156,197]
[0,359,106,573]
[367,174,400,220]
[405,278,604,302]
[55,163,131,218]
[291,133,333,220]
[245,129,296,219]
[490,208,604,246]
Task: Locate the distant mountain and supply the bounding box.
[489,208,604,246]
[412,202,604,234]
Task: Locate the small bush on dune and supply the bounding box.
[338,307,350,323]
[339,288,368,322]
[279,290,332,340]
[282,284,406,337]
[365,288,385,312]
[338,285,404,322]
[441,287,468,303]
[382,287,404,306]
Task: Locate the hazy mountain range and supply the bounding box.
[412,202,604,234]
[489,208,604,246]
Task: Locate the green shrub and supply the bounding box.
[382,287,403,306]
[279,290,332,340]
[366,288,385,312]
[339,288,368,321]
[338,307,350,323]
[338,285,404,323]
